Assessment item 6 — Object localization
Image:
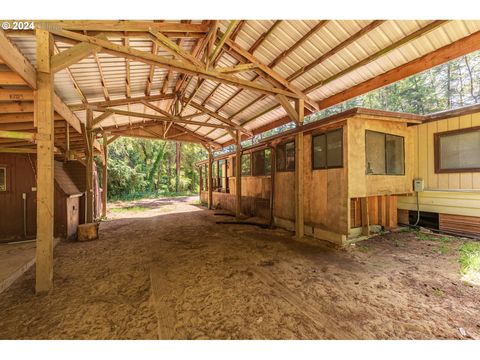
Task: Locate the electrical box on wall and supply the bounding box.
[413,178,424,192]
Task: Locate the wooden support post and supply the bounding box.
[235,130,242,217]
[361,197,370,236]
[294,99,304,239]
[35,29,54,294]
[85,109,94,223]
[207,149,213,210]
[294,132,304,239]
[64,122,70,161]
[101,131,108,218]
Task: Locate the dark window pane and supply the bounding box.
[326,129,343,168]
[365,131,386,174]
[386,134,404,175]
[265,149,271,175]
[312,134,326,169]
[439,130,480,170]
[285,141,295,171]
[276,144,286,171]
[252,150,265,176]
[241,154,251,176]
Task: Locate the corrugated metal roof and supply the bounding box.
[6,19,480,146]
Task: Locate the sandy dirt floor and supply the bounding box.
[0,196,479,339]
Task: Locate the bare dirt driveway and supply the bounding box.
[0,196,479,339]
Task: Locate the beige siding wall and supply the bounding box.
[398,111,480,217]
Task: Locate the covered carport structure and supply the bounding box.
[0,20,479,294]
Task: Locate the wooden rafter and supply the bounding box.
[48,28,302,99]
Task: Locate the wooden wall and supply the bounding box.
[0,153,37,240]
[347,117,414,198]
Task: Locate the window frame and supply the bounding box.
[276,140,295,172]
[434,126,480,173]
[365,130,405,176]
[0,166,6,192]
[311,128,344,170]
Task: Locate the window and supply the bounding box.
[312,128,343,169]
[241,154,251,176]
[365,130,405,175]
[252,149,272,176]
[276,141,295,172]
[0,167,5,192]
[435,127,480,173]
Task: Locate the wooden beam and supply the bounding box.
[0,89,34,101]
[50,33,105,73]
[47,29,302,99]
[209,20,239,64]
[187,100,252,135]
[224,37,315,107]
[207,149,213,210]
[101,132,107,218]
[304,20,448,93]
[46,21,211,33]
[235,131,242,217]
[85,109,94,223]
[69,93,175,111]
[318,30,480,110]
[287,20,385,81]
[0,29,37,88]
[113,104,230,130]
[216,63,257,74]
[35,28,54,294]
[275,95,299,124]
[92,111,113,128]
[107,134,120,145]
[52,93,82,133]
[149,29,204,67]
[0,129,36,141]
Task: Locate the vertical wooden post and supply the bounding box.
[294,99,304,239]
[35,28,54,294]
[64,123,70,161]
[101,131,108,218]
[207,149,213,210]
[235,130,242,217]
[85,109,94,223]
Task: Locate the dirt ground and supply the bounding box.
[0,196,479,339]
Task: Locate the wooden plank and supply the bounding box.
[360,197,369,236]
[0,147,36,154]
[295,132,304,238]
[0,129,35,141]
[35,28,54,294]
[318,31,480,110]
[149,29,204,67]
[0,101,34,113]
[209,20,239,64]
[439,213,480,237]
[46,21,211,33]
[0,29,37,88]
[0,89,34,101]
